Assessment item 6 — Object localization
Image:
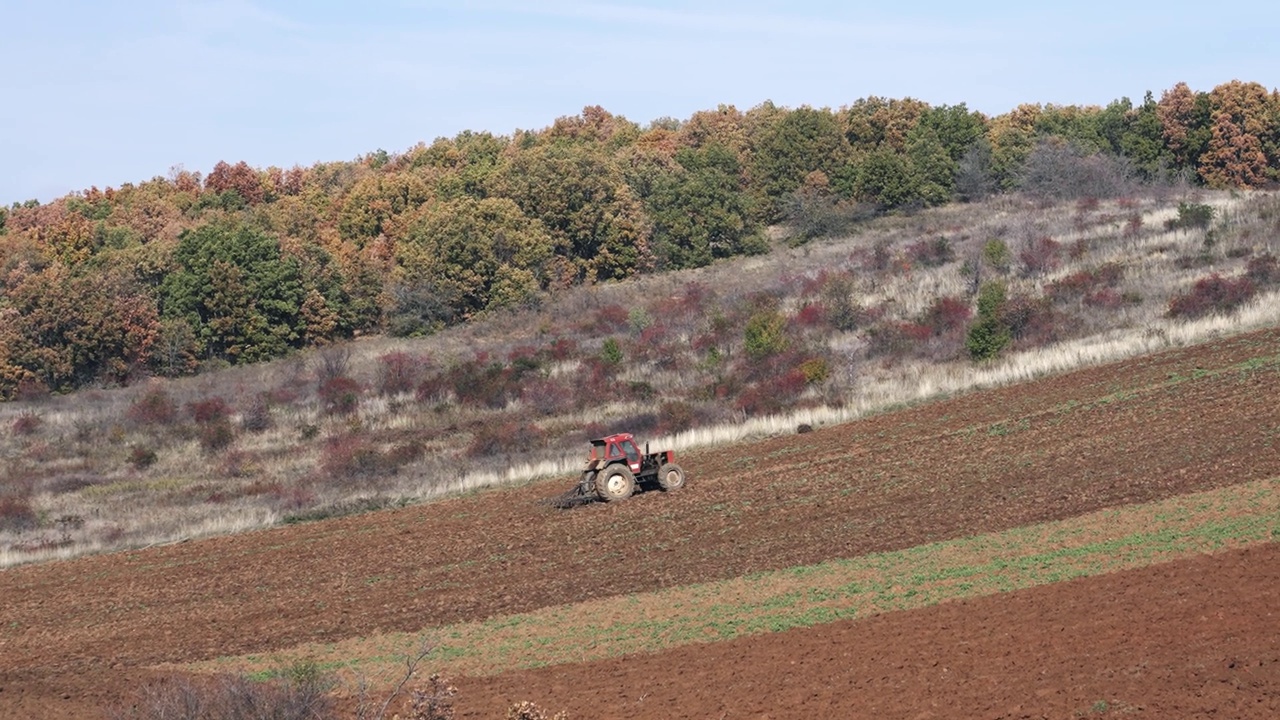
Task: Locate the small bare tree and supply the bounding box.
[355,639,446,720]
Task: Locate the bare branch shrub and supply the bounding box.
[376,351,428,396]
[783,184,874,242]
[354,639,439,720]
[109,663,335,720]
[314,345,352,385]
[240,393,274,433]
[1018,138,1135,201]
[955,139,996,201]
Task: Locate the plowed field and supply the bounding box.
[2,328,1279,719]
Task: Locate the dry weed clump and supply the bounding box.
[110,665,335,720]
[400,674,456,720]
[0,494,38,533]
[11,410,42,436]
[505,701,568,720]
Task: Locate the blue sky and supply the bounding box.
[2,1,1277,204]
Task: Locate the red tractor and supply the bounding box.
[561,432,686,504]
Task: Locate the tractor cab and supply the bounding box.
[589,432,643,473]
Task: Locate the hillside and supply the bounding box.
[2,187,1279,566]
[2,326,1278,717]
[2,80,1278,401]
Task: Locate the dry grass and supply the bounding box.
[2,189,1277,567]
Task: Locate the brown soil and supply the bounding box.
[452,543,1280,719]
[2,328,1278,719]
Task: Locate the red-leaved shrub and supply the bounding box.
[521,377,572,416]
[1167,273,1256,319]
[128,444,158,470]
[735,370,806,416]
[905,237,954,268]
[547,336,579,362]
[1020,236,1061,276]
[467,422,544,458]
[1047,263,1125,303]
[1000,294,1060,348]
[320,434,383,480]
[128,387,178,426]
[318,376,362,416]
[197,421,235,454]
[377,351,427,396]
[449,359,513,409]
[919,296,972,336]
[14,377,50,402]
[12,412,42,436]
[189,397,231,425]
[795,302,827,328]
[590,304,629,333]
[658,401,697,435]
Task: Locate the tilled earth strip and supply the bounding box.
[185,477,1280,682]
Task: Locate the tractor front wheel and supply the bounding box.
[595,465,636,502]
[657,463,686,491]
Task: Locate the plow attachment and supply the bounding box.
[547,470,598,508]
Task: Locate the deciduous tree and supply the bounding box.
[750,106,852,221]
[1157,82,1213,178]
[159,221,304,363]
[1199,80,1275,188]
[643,144,764,268]
[488,142,649,281]
[396,196,553,320]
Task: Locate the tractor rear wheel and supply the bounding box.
[657,463,686,491]
[595,465,636,502]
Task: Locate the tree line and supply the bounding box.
[0,79,1277,398]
